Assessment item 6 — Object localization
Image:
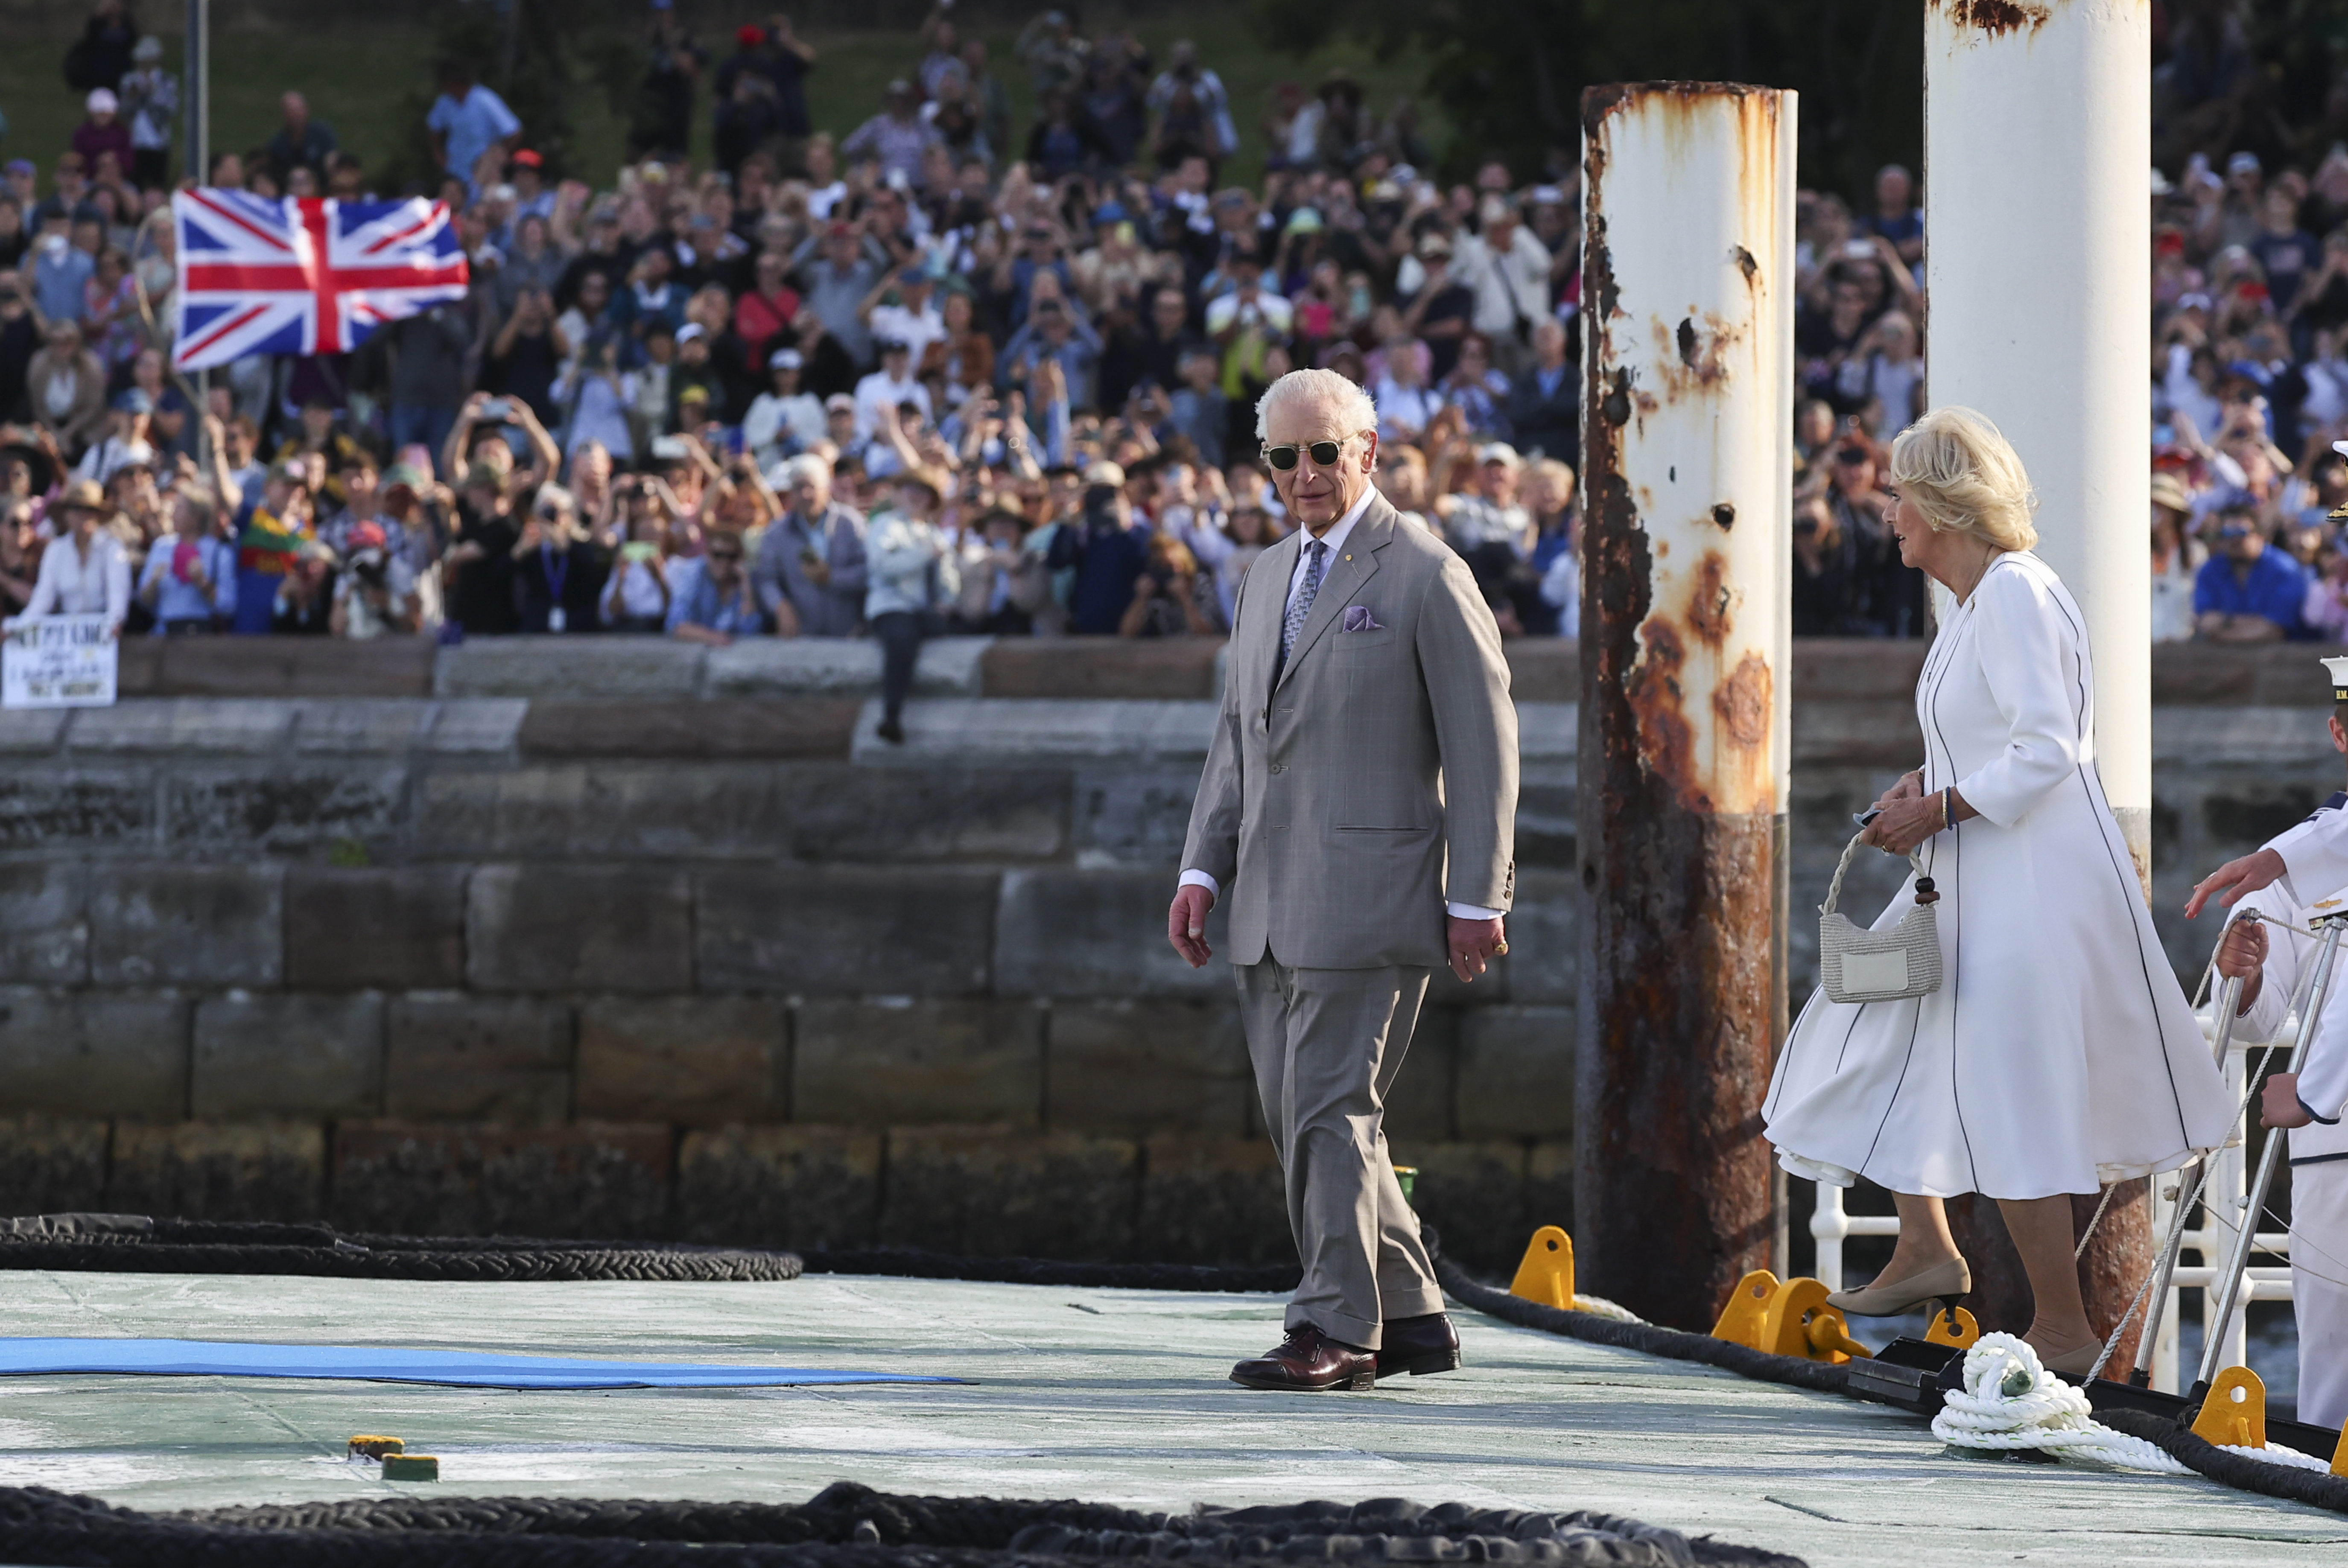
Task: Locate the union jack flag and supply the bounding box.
[171,189,470,371]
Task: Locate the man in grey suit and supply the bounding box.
[1168,367,1518,1391]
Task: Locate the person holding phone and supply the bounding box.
[752,452,867,637]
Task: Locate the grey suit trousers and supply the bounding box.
[1234,958,1443,1350]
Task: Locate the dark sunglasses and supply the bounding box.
[1262,435,1358,471]
[707,548,743,562]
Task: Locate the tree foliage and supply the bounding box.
[1250,0,1924,198]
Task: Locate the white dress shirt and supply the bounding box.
[15,530,131,630]
[1179,483,1504,923]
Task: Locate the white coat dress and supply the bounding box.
[1765,551,2230,1200]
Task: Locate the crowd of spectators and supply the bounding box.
[0,0,1592,731]
[0,0,2336,694]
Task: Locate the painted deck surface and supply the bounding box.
[0,1269,2339,1567]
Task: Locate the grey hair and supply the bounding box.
[782,454,833,490]
[1254,368,1379,445]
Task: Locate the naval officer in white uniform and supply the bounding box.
[2208,654,2348,1432]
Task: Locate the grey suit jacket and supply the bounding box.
[1180,494,1518,969]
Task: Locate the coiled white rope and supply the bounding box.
[1931,1333,2334,1477]
[1932,1335,2190,1472]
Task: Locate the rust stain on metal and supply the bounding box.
[1687,551,1732,647]
[1732,245,1758,284]
[1931,0,2052,37]
[1624,619,1700,809]
[1715,651,1771,749]
[1651,312,1741,401]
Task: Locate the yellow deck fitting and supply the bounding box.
[1923,1306,1980,1350]
[1709,1270,1872,1364]
[2191,1367,2266,1450]
[2332,1417,2348,1478]
[381,1453,440,1481]
[346,1435,404,1460]
[1507,1226,1574,1310]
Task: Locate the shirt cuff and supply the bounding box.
[1177,869,1220,901]
[1446,901,1504,921]
[2303,1096,2342,1127]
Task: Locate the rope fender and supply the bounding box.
[2099,1411,2348,1514]
[0,1481,1808,1567]
[1428,1253,1853,1396]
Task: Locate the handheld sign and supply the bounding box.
[3,615,119,708]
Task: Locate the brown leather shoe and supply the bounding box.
[1376,1312,1461,1379]
[1229,1324,1376,1390]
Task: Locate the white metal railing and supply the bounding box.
[1805,1003,2291,1394]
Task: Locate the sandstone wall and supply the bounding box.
[0,638,2330,1274]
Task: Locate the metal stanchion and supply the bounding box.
[2189,910,2348,1402]
[2126,962,2242,1388]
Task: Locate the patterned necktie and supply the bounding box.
[1276,538,1328,680]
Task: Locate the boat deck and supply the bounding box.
[0,1268,2340,1568]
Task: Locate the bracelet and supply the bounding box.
[1940,787,1952,833]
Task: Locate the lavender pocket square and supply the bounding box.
[1341,605,1384,633]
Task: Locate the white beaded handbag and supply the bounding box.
[1818,829,1943,1004]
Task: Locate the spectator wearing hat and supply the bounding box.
[1447,198,1553,377]
[864,466,958,743]
[842,80,942,187]
[329,521,419,639]
[71,90,134,180]
[2151,471,2202,644]
[2197,506,2310,642]
[119,37,175,190]
[744,349,826,470]
[263,92,338,192]
[754,453,867,637]
[427,58,522,199]
[1435,441,1533,615]
[70,388,153,487]
[1047,460,1151,635]
[668,323,730,428]
[137,482,234,634]
[14,478,128,635]
[26,321,107,455]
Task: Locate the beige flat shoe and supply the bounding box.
[1824,1256,1972,1317]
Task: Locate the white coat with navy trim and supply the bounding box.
[1766,551,2231,1199]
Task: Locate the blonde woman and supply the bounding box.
[1764,407,2229,1374]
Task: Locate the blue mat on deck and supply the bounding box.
[0,1338,963,1389]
